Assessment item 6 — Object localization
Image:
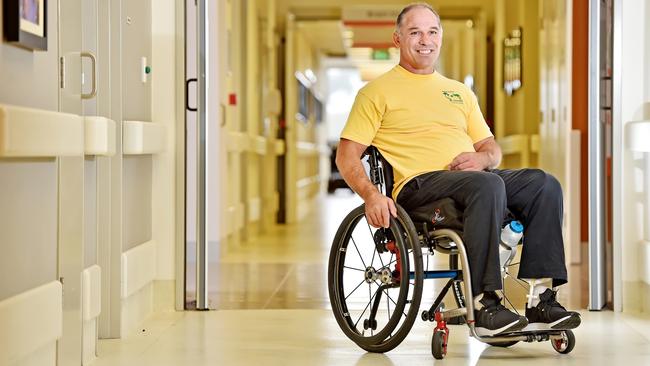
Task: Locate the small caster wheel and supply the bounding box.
[431,329,447,359]
[551,330,575,354]
[421,310,430,321]
[363,318,377,331]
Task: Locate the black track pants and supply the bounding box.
[396,168,568,296]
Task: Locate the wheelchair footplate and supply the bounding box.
[483,328,577,354]
[430,308,578,359]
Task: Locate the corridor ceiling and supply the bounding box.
[274,0,496,80]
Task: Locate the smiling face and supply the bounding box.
[392,6,443,74]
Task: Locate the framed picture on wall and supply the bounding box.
[296,79,309,123]
[3,0,48,51]
[312,94,323,123]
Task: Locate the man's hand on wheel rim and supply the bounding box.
[364,191,397,228]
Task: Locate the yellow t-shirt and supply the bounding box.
[341,65,493,198]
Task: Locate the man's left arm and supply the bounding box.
[449,137,502,171]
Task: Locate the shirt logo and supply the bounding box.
[442,91,464,104]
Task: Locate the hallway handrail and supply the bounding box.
[84,116,116,156]
[497,133,530,167]
[122,120,166,155]
[0,104,84,157]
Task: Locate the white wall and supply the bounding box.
[151,0,177,281]
[615,0,650,312]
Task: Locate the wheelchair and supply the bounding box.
[327,147,576,359]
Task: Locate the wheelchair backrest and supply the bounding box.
[364,146,395,199]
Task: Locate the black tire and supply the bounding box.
[431,330,447,359]
[486,340,519,348]
[328,204,423,353]
[552,330,576,354]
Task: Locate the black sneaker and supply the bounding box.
[474,292,528,337]
[524,289,581,330]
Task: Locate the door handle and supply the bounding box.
[186,78,197,111]
[81,52,97,99]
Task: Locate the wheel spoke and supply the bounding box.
[343,266,365,272]
[501,289,520,315]
[366,221,375,238]
[386,289,391,322]
[376,246,386,268]
[370,242,377,268]
[350,236,367,269]
[385,292,408,318]
[368,284,371,305]
[512,277,530,291]
[366,223,386,269]
[353,284,379,330]
[344,278,367,300]
[385,257,398,268]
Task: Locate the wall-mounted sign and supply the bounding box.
[342,5,401,25]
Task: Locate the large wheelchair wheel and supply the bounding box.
[328,204,423,353]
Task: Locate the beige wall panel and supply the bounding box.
[0,8,67,310]
[122,0,152,121]
[174,0,185,310]
[616,0,650,312]
[151,0,177,281]
[0,159,57,301]
[259,0,279,232]
[493,0,506,140]
[123,155,153,250]
[284,19,324,223]
[122,155,152,252]
[57,156,85,365]
[0,281,62,365]
[523,0,540,136]
[98,0,126,339]
[57,0,85,362]
[502,0,525,137]
[85,158,98,268]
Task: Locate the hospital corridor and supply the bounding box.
[1,0,650,365]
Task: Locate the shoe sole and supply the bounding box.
[475,317,528,337]
[521,314,581,331]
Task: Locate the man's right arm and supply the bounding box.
[335,138,397,228]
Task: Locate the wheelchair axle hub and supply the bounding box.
[364,266,393,285]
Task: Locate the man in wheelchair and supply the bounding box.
[335,2,580,338]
